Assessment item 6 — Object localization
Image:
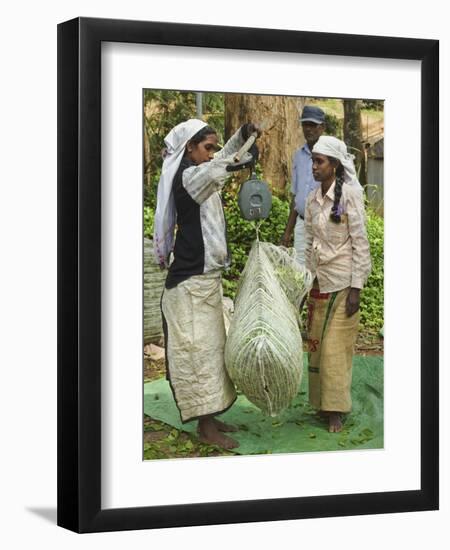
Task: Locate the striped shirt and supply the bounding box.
[304,181,371,293]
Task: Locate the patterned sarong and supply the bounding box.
[305,284,359,413]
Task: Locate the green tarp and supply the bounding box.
[144,355,383,455]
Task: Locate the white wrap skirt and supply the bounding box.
[161,273,237,422]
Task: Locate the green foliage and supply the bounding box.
[144,206,155,239]
[144,90,225,209]
[324,112,343,139]
[203,92,225,141]
[359,208,384,334]
[144,169,161,212]
[144,90,196,168]
[222,188,290,300]
[142,194,384,337]
[361,99,384,111]
[223,192,384,335]
[144,90,197,209]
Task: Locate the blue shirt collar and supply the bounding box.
[301,142,312,155]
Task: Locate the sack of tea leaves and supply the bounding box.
[224,240,312,416]
[144,238,167,344]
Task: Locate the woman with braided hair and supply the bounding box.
[304,135,371,433]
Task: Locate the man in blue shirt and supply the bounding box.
[281,105,326,265]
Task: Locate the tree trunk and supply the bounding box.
[224,94,306,193]
[343,99,367,187]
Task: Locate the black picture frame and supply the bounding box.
[57,16,439,533]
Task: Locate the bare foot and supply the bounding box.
[198,417,239,449]
[213,418,238,432]
[328,412,343,433]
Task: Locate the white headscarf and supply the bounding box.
[311,135,362,187]
[153,119,208,266]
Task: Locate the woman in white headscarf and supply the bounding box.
[154,119,260,449]
[303,136,371,433]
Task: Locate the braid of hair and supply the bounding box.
[330,163,345,224]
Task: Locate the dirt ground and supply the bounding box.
[144,356,165,382]
[355,332,384,356]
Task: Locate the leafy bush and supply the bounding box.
[144,206,155,239]
[221,187,289,299]
[324,113,343,139]
[223,193,384,335]
[144,90,225,209]
[143,193,384,336]
[359,208,384,334]
[144,170,161,212]
[361,99,384,111]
